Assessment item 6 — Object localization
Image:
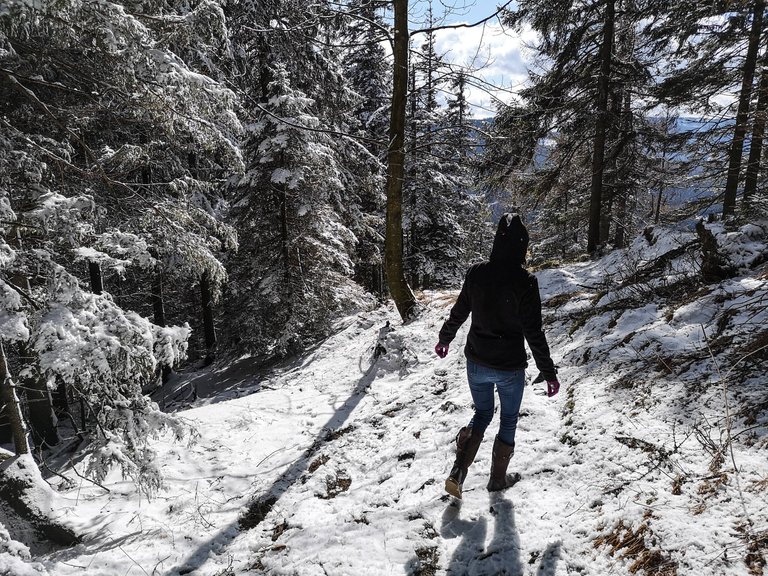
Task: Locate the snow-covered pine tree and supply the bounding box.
[494,0,661,259]
[404,21,484,288]
[645,0,768,218]
[341,0,391,294]
[445,71,492,265]
[223,0,389,355]
[229,55,369,356]
[0,0,241,490]
[343,0,392,160]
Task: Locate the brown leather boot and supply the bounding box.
[445,426,484,499]
[487,436,518,491]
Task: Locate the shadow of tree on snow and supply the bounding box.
[166,345,382,575]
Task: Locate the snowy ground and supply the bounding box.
[5,223,768,575]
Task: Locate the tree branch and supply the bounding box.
[410,1,515,36]
[244,97,386,147]
[1,276,42,311]
[1,70,97,164]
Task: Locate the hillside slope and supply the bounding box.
[3,222,766,576]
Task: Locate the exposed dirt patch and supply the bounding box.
[325,425,355,441]
[383,403,405,417]
[410,522,440,576]
[745,529,768,576]
[271,520,288,542]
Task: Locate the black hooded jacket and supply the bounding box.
[438,214,557,380]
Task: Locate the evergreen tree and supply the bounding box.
[344,0,392,159]
[0,0,240,488]
[227,4,373,356]
[341,0,390,295]
[493,0,659,257]
[646,0,768,218]
[403,20,487,288]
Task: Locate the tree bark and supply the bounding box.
[654,143,667,225]
[599,193,613,244]
[200,271,217,363]
[88,261,103,295]
[744,50,768,203]
[587,0,616,253]
[152,272,171,383]
[614,91,633,249]
[0,343,29,455]
[723,0,765,216]
[152,273,166,328]
[20,344,59,449]
[385,0,418,320]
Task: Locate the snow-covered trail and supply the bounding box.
[37,225,768,576]
[175,294,578,576]
[41,294,582,576]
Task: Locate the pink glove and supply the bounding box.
[435,342,449,358]
[546,380,560,397]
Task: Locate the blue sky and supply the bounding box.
[449,0,514,23]
[409,0,511,26]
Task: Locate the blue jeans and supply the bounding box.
[466,360,525,446]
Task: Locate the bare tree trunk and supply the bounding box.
[152,273,166,328]
[20,346,59,449]
[614,91,633,248]
[654,186,664,224]
[0,343,29,455]
[744,49,768,204]
[406,59,417,287]
[385,0,418,320]
[0,410,10,444]
[1,345,78,545]
[654,146,666,225]
[201,271,217,364]
[723,0,765,216]
[88,261,103,295]
[151,272,171,383]
[8,271,59,448]
[587,0,615,253]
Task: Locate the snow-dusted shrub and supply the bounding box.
[709,220,768,271]
[31,267,189,494]
[1,0,241,491]
[0,518,46,576]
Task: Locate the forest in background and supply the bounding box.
[1,0,768,547]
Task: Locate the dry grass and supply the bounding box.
[419,291,459,307]
[697,473,728,496]
[594,520,677,576]
[671,475,685,496]
[746,530,768,576]
[319,470,351,499]
[751,476,768,492]
[544,290,587,308]
[308,454,329,474]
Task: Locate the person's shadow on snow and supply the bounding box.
[535,541,562,576]
[440,494,524,576]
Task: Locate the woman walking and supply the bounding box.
[434,213,560,498]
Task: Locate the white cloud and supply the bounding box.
[433,22,538,117]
